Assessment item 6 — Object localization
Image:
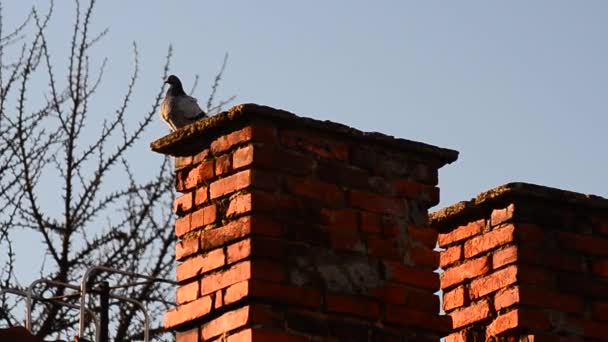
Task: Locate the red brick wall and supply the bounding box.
[152,104,458,341]
[432,183,608,341]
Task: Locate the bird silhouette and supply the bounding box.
[159,75,207,131]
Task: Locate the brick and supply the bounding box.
[469,265,517,299]
[215,153,232,176]
[566,317,608,340]
[281,128,349,161]
[224,280,322,309]
[444,331,467,342]
[190,204,217,230]
[394,179,439,206]
[226,193,253,218]
[440,245,461,268]
[174,156,193,171]
[326,294,380,319]
[200,216,282,252]
[192,148,210,164]
[180,160,214,190]
[494,286,519,311]
[410,246,439,268]
[592,260,608,278]
[450,299,490,329]
[164,295,212,329]
[408,225,438,248]
[201,261,251,296]
[490,204,514,226]
[286,176,344,206]
[210,170,252,199]
[176,235,199,261]
[441,256,490,289]
[385,305,451,333]
[213,289,223,309]
[592,302,608,321]
[176,281,199,304]
[438,219,484,247]
[232,144,315,176]
[320,208,358,231]
[486,309,550,337]
[349,190,406,216]
[330,230,365,253]
[226,328,309,342]
[176,248,225,282]
[492,245,518,269]
[559,231,608,256]
[514,223,545,245]
[519,286,584,314]
[518,265,555,288]
[226,239,251,264]
[443,286,466,311]
[210,124,277,154]
[360,212,382,234]
[194,186,209,206]
[200,305,250,340]
[519,246,584,273]
[176,327,198,342]
[464,224,514,258]
[174,192,193,214]
[367,237,401,259]
[371,284,407,306]
[384,261,439,290]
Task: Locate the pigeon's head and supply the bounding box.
[164,74,182,86]
[164,75,186,96]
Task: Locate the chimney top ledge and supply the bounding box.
[150,103,458,164]
[431,182,608,231]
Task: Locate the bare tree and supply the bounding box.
[0,1,232,340]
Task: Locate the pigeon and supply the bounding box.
[160,75,207,131]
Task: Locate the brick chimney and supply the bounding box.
[151,104,458,341]
[432,182,608,341]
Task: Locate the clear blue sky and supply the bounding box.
[6,1,606,207]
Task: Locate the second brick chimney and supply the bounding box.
[151,104,458,341]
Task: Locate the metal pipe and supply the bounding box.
[78,265,175,338]
[108,294,150,342]
[2,287,99,341]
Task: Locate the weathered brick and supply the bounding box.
[440,245,462,268]
[281,128,349,161]
[394,179,439,206]
[492,245,518,269]
[408,225,438,248]
[592,260,608,278]
[485,309,550,337]
[210,169,278,199]
[176,248,225,282]
[558,231,608,256]
[190,204,217,231]
[215,153,232,176]
[200,305,250,340]
[286,176,344,206]
[174,156,193,171]
[443,286,466,311]
[350,190,406,216]
[320,208,358,231]
[232,143,315,176]
[438,219,484,247]
[385,305,451,333]
[410,246,439,269]
[469,265,517,299]
[519,246,584,273]
[494,286,519,311]
[450,299,490,329]
[330,230,365,253]
[200,260,285,296]
[176,235,199,261]
[226,328,309,342]
[519,286,584,314]
[384,261,439,290]
[194,186,208,206]
[226,239,251,264]
[192,148,210,164]
[514,223,545,245]
[592,302,608,321]
[210,124,277,154]
[367,237,401,259]
[326,294,380,319]
[174,192,193,215]
[441,256,490,289]
[360,212,382,234]
[464,224,514,258]
[200,216,282,252]
[180,160,214,190]
[223,280,322,309]
[164,295,212,329]
[490,204,514,226]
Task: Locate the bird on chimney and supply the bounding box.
[160,75,207,131]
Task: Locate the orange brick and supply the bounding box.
[200,216,282,252]
[164,295,212,329]
[210,170,252,199]
[326,294,380,319]
[280,128,349,161]
[464,225,514,258]
[175,156,193,171]
[176,235,199,261]
[174,192,193,214]
[200,306,250,340]
[494,286,519,311]
[486,309,550,337]
[215,153,232,176]
[444,331,467,342]
[441,256,490,289]
[201,261,251,296]
[226,328,309,342]
[443,286,466,311]
[210,124,277,154]
[226,239,251,264]
[440,245,462,268]
[194,186,209,206]
[191,204,217,230]
[438,219,484,247]
[469,265,517,299]
[176,327,199,342]
[176,281,199,304]
[286,176,344,206]
[492,245,518,269]
[176,248,225,282]
[450,299,490,329]
[181,160,214,190]
[490,204,514,226]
